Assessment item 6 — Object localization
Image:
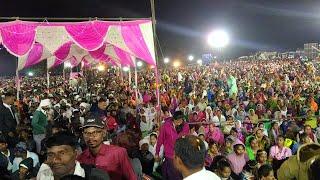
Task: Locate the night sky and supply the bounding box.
[1,0,320,75]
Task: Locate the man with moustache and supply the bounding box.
[77,115,136,180]
[37,131,109,180]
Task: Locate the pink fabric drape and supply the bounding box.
[114,45,135,67]
[0,22,37,56]
[81,57,92,68]
[54,41,73,60]
[205,126,225,145]
[0,20,155,68]
[50,58,66,69]
[89,43,108,60]
[89,43,134,67]
[24,43,44,68]
[105,56,119,66]
[65,21,109,51]
[69,56,81,68]
[121,25,155,65]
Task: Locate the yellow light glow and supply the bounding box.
[173,61,181,68]
[97,64,105,72]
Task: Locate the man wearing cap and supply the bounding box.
[0,91,17,137]
[12,142,39,173]
[77,116,136,180]
[155,110,190,180]
[11,157,37,179]
[31,99,51,154]
[138,138,154,176]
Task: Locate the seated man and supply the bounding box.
[11,157,37,179]
[0,134,15,173]
[173,135,220,180]
[12,142,39,172]
[138,139,154,176]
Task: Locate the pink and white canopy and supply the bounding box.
[17,43,51,71]
[0,20,156,70]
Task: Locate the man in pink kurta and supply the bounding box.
[155,111,190,180]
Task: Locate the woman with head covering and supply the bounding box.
[205,106,214,122]
[148,106,157,123]
[249,109,259,125]
[243,116,253,134]
[206,123,225,146]
[188,99,195,111]
[245,136,260,160]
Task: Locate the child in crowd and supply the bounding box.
[269,135,292,174]
[223,137,234,156]
[256,150,268,168]
[258,164,276,180]
[215,158,233,180]
[198,133,209,150]
[205,141,221,168]
[227,144,248,178]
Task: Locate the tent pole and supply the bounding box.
[47,69,50,89]
[15,58,20,100]
[63,68,66,81]
[47,59,50,89]
[134,59,139,105]
[70,67,73,80]
[120,66,124,83]
[128,67,132,87]
[150,0,161,124]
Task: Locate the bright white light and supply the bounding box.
[28,72,34,77]
[64,62,72,68]
[214,56,217,59]
[137,61,143,67]
[207,30,229,48]
[188,55,194,61]
[197,59,202,65]
[97,64,105,72]
[123,67,130,72]
[164,57,170,64]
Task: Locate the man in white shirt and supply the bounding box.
[211,109,226,127]
[173,135,220,180]
[140,115,153,137]
[12,142,39,172]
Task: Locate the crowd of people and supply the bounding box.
[0,58,320,180]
